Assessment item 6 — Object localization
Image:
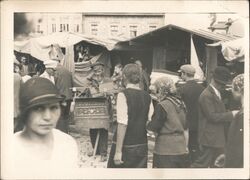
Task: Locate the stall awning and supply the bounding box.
[14,32,121,61]
[207,38,245,62]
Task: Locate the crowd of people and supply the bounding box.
[13,51,244,169]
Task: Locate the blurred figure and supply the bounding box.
[191,66,239,168]
[111,63,123,89]
[19,56,29,76]
[147,77,189,168]
[215,74,244,168]
[40,60,58,84]
[108,63,154,168]
[14,55,23,132]
[53,60,73,133]
[177,64,205,163]
[13,77,78,171]
[135,60,150,92]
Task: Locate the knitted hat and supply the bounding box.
[20,77,64,113]
[213,66,231,85]
[232,74,244,93]
[91,62,104,69]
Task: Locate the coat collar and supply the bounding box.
[207,85,221,101]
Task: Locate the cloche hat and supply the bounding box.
[20,77,64,113]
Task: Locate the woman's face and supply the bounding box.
[26,103,61,136]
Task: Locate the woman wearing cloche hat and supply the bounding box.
[13,77,78,171]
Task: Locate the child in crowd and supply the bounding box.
[107,63,154,168]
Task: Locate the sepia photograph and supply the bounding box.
[1,0,249,179]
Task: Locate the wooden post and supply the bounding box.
[93,129,100,158]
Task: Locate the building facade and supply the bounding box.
[82,13,165,38]
[31,13,164,39]
[30,12,243,39]
[32,13,83,35]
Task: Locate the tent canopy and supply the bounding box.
[14,32,124,72]
[14,32,121,62]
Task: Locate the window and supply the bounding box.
[149,25,157,31]
[66,24,69,31]
[76,24,79,32]
[110,25,119,36]
[37,25,41,33]
[52,24,56,32]
[91,23,98,35]
[60,24,63,32]
[129,25,137,37]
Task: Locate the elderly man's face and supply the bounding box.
[93,65,104,76]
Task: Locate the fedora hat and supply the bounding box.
[213,66,231,85]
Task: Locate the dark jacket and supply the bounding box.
[178,80,204,131]
[198,85,233,148]
[225,109,243,168]
[147,98,187,155]
[54,64,73,100]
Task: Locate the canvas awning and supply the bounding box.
[14,32,121,72]
[207,38,245,62]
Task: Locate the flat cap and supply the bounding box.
[179,64,196,75]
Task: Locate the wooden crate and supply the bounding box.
[74,97,111,129]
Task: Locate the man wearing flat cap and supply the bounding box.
[40,60,58,84]
[191,66,239,168]
[177,64,205,163]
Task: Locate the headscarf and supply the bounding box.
[154,77,186,112]
[232,74,244,94]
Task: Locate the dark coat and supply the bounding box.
[198,85,233,148]
[54,64,73,100]
[178,80,205,131]
[225,109,243,168]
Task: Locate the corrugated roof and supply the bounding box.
[129,24,240,42]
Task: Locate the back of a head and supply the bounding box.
[123,63,141,84]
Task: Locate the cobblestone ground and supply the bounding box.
[69,125,153,168]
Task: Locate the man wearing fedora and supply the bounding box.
[191,66,239,168]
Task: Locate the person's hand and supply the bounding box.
[214,154,225,168]
[114,152,123,165]
[147,130,155,138]
[232,110,239,117]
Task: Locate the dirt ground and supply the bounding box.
[69,125,153,168]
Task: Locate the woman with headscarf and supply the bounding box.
[13,77,78,172]
[147,77,190,168]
